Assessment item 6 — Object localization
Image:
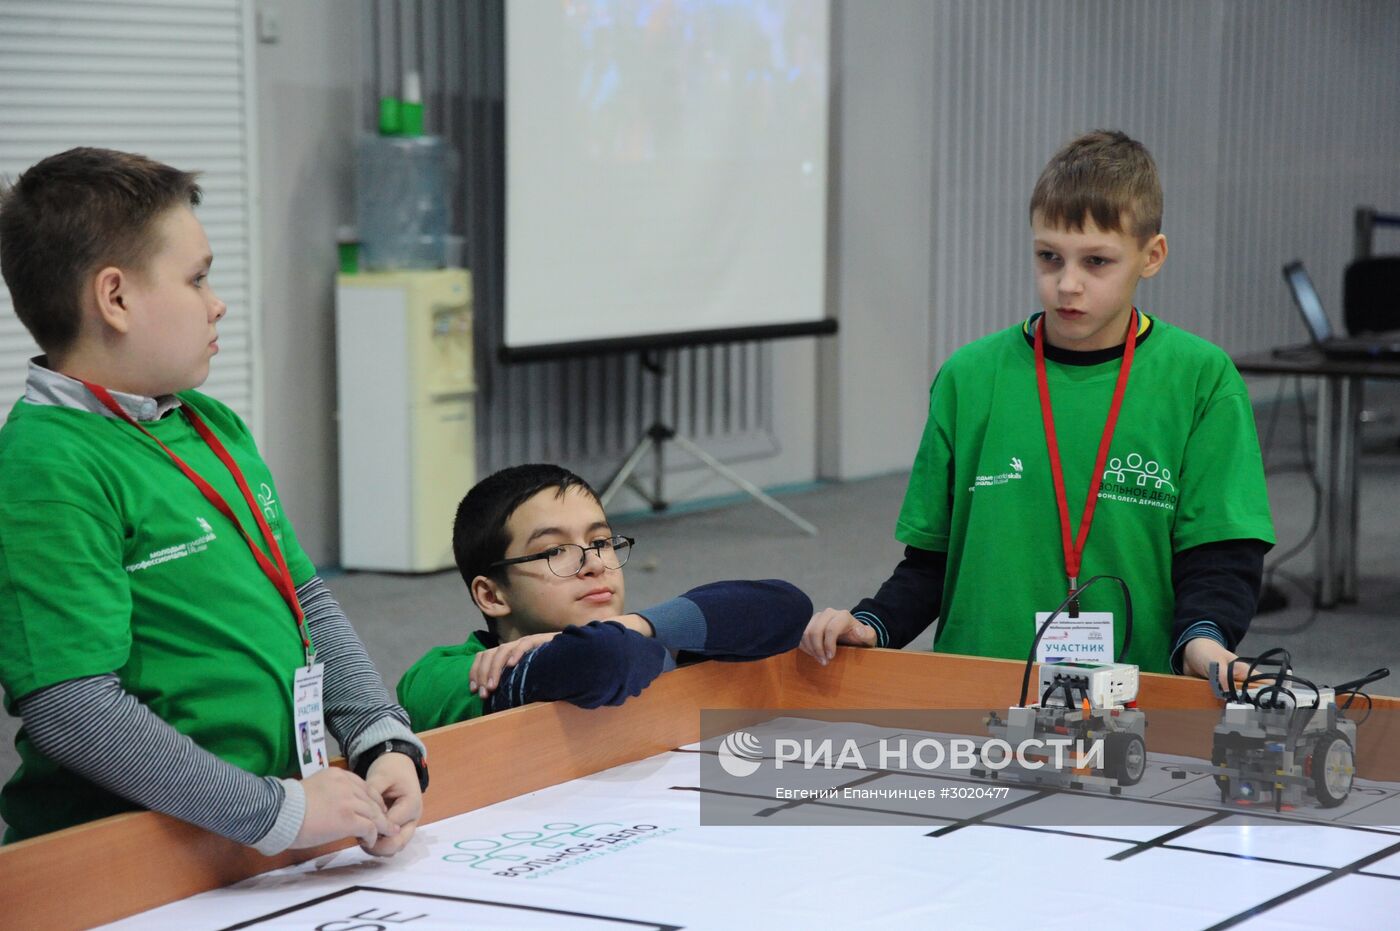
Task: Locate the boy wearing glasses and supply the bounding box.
[397,464,810,729]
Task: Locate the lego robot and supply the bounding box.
[980,661,1147,792]
[1207,650,1388,811]
[976,576,1145,792]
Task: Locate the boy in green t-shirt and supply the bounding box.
[802,130,1275,679]
[0,148,427,852]
[397,464,810,729]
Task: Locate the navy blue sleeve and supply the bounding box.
[634,579,811,661]
[486,621,670,712]
[850,546,947,649]
[1168,538,1269,674]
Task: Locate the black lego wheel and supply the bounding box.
[1105,731,1147,787]
[1309,729,1354,808]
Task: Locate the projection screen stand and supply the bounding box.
[599,352,817,536]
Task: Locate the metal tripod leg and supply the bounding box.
[601,432,660,510]
[668,432,818,536]
[598,347,817,535]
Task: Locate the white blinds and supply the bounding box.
[0,0,257,423]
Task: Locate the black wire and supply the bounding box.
[1228,656,1386,728]
[1333,668,1388,723]
[1332,667,1391,696]
[1228,651,1385,726]
[1253,378,1328,635]
[1258,374,1291,466]
[1261,378,1322,580]
[1251,377,1324,633]
[1244,647,1292,689]
[1048,682,1071,708]
[1221,657,1242,702]
[1252,567,1322,634]
[1336,691,1374,726]
[1234,649,1287,710]
[1228,647,1328,710]
[1017,574,1133,708]
[1290,674,1320,706]
[1254,683,1298,710]
[1244,672,1320,709]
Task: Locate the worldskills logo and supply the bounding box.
[971,455,1026,491]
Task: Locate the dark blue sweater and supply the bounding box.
[485,579,811,713]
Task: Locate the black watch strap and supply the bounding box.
[354,738,429,791]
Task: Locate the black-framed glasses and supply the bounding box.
[490,534,635,578]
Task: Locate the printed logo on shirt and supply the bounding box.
[257,482,279,521]
[1099,451,1179,511]
[256,481,288,542]
[970,455,1026,492]
[124,519,218,573]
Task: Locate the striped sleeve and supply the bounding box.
[11,578,419,855]
[297,576,423,766]
[16,674,300,852]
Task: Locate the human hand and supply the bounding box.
[292,767,394,850]
[470,632,559,698]
[800,608,878,665]
[359,752,423,857]
[1181,638,1246,689]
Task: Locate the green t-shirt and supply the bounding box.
[896,316,1275,673]
[0,390,316,841]
[397,632,491,730]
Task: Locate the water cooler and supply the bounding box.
[335,269,474,572]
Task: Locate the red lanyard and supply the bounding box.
[1033,310,1138,596]
[82,382,310,664]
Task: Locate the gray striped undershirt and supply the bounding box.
[17,576,421,854]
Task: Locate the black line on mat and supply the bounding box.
[1204,839,1400,930]
[926,790,1052,838]
[220,885,680,930]
[1108,811,1230,861]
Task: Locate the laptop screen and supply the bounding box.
[1283,261,1334,345]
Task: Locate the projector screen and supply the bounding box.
[502,0,832,361]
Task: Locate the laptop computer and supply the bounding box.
[1283,260,1400,360]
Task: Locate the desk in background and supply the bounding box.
[1234,347,1400,607]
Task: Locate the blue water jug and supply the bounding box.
[356,134,453,270]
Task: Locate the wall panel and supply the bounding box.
[0,0,258,424]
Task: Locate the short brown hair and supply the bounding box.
[0,147,202,354]
[1029,130,1162,242]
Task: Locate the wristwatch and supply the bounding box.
[354,738,429,792]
